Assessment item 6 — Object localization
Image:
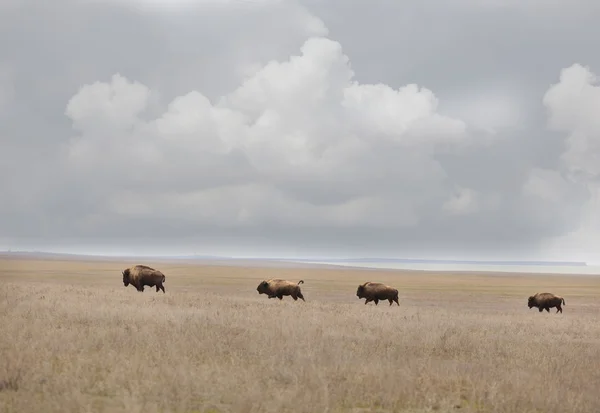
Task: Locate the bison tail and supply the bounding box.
[162,275,166,283]
[297,280,304,285]
[561,297,565,305]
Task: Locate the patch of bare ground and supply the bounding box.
[1,256,600,413]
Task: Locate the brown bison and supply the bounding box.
[356,282,399,306]
[256,279,305,301]
[122,265,166,293]
[528,292,565,313]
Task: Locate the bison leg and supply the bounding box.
[364,298,371,305]
[545,307,550,313]
[292,294,298,301]
[556,305,562,313]
[277,294,283,300]
[538,307,543,312]
[393,297,399,306]
[297,291,305,301]
[374,299,379,306]
[157,284,165,293]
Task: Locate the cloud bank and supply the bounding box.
[538,64,600,261]
[1,0,599,259]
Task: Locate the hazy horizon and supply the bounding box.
[0,248,591,265]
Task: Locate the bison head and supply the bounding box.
[256,281,270,295]
[356,285,366,299]
[527,296,535,308]
[122,269,131,287]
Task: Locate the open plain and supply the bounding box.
[1,254,600,413]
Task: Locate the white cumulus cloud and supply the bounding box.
[63,36,473,233]
[543,63,600,182]
[539,63,600,260]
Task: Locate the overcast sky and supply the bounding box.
[1,0,600,260]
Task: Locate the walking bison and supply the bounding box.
[356,282,399,306]
[122,265,166,293]
[256,279,305,301]
[527,292,565,313]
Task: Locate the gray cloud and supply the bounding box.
[1,0,599,259]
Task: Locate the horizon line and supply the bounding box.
[0,250,589,266]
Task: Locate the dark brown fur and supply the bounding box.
[256,279,305,301]
[122,265,166,293]
[528,292,565,313]
[356,282,399,306]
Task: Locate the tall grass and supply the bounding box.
[1,263,599,413]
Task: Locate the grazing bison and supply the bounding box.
[528,292,565,313]
[122,265,166,293]
[256,279,305,301]
[356,282,399,306]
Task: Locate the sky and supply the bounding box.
[1,0,600,260]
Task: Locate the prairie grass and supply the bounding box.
[1,256,600,413]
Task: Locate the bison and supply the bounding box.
[528,292,565,313]
[122,265,166,293]
[256,279,305,301]
[356,282,399,306]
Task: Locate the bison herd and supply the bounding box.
[121,264,567,313]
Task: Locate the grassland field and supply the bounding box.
[1,254,600,413]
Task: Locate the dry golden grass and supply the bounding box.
[2,255,600,413]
